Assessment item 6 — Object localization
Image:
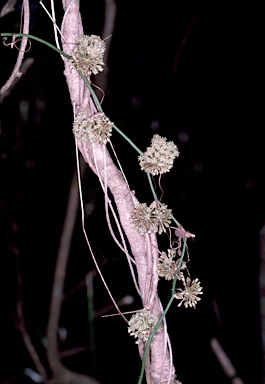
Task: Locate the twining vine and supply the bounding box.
[0,30,203,384]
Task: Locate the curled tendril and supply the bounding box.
[2,35,32,52]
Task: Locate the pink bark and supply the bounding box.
[61,1,175,382]
[1,0,30,95]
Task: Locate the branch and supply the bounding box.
[0,0,17,18]
[45,167,100,384]
[93,0,117,94]
[210,338,244,384]
[61,5,175,383]
[46,171,82,374]
[0,0,30,95]
[14,240,48,380]
[0,57,34,103]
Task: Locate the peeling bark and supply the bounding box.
[61,1,175,382]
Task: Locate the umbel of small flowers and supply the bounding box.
[138,134,180,175]
[71,34,105,76]
[130,202,172,235]
[174,277,203,308]
[73,110,113,144]
[128,308,160,344]
[157,249,186,281]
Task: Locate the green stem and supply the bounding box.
[145,174,180,225]
[0,33,71,59]
[172,216,180,227]
[0,33,144,153]
[77,69,103,113]
[147,173,158,202]
[138,238,187,384]
[1,32,183,216]
[1,32,181,228]
[3,30,186,382]
[77,69,182,225]
[77,71,145,157]
[113,124,143,156]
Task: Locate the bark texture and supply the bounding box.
[61,1,175,382]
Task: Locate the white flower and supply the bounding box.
[175,277,203,308]
[139,134,180,175]
[130,203,156,235]
[152,203,172,234]
[71,35,105,76]
[73,111,113,144]
[128,308,160,344]
[158,249,186,281]
[130,202,172,235]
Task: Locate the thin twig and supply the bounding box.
[0,0,30,95]
[0,0,17,18]
[75,139,128,323]
[0,57,34,103]
[46,169,84,372]
[210,338,244,384]
[14,247,48,380]
[93,0,117,93]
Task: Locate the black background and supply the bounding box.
[0,1,264,383]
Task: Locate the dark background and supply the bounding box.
[0,1,264,383]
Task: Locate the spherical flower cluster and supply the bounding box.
[130,202,172,235]
[138,134,180,175]
[73,111,113,144]
[175,277,203,308]
[71,35,105,76]
[158,249,186,281]
[128,308,160,344]
[153,203,173,234]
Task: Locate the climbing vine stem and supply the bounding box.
[0,32,71,58]
[137,237,187,384]
[0,31,180,224]
[1,30,194,382]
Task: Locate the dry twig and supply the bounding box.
[0,0,30,96]
[0,0,17,18]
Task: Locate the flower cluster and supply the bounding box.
[130,202,172,235]
[71,35,105,76]
[128,308,160,344]
[73,111,113,144]
[175,277,203,308]
[158,249,186,281]
[138,134,180,175]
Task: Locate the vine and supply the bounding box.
[1,24,202,384]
